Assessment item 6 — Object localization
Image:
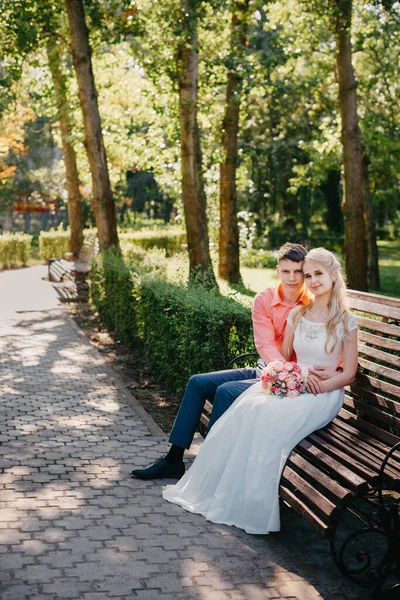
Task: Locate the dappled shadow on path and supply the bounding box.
[0,310,367,600]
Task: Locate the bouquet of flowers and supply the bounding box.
[260,360,308,398]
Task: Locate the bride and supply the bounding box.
[162,248,358,534]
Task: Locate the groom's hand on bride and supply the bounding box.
[309,366,337,380]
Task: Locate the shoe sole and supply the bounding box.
[131,472,185,480]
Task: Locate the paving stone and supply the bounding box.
[0,269,370,600]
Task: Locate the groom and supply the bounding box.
[132,242,312,480]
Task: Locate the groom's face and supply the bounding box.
[276,260,305,294]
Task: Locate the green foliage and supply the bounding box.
[39,229,70,260]
[140,277,254,393]
[91,250,141,345]
[90,250,254,395]
[119,229,186,255]
[0,232,32,267]
[121,242,168,276]
[241,248,277,269]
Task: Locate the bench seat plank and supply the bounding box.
[338,408,400,447]
[279,485,333,538]
[286,451,353,503]
[296,439,369,493]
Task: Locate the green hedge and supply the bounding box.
[139,278,254,394]
[90,253,254,395]
[0,232,32,267]
[119,228,186,255]
[91,251,141,345]
[39,230,71,260]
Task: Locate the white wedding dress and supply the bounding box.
[162,312,357,534]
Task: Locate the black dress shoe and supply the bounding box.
[131,458,185,480]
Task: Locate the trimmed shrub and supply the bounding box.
[139,279,254,394]
[91,251,141,345]
[39,230,70,261]
[0,232,32,267]
[91,252,255,395]
[119,229,186,255]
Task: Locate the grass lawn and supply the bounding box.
[166,241,400,300]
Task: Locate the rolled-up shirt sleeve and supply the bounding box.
[252,293,286,363]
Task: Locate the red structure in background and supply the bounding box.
[12,192,58,214]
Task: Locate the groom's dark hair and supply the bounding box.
[277,243,307,263]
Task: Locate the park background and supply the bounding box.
[1,0,400,400]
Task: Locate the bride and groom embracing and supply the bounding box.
[132,243,358,535]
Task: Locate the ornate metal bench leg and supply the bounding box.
[330,442,400,599]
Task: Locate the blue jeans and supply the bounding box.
[168,368,259,449]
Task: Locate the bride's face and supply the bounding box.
[303,260,335,297]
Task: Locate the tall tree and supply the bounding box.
[333,0,368,290]
[218,0,250,283]
[46,36,83,256]
[65,0,119,251]
[177,0,216,286]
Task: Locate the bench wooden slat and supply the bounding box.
[316,428,400,482]
[330,418,398,456]
[279,485,332,538]
[355,315,400,338]
[307,432,379,482]
[357,357,400,383]
[348,384,400,416]
[338,408,400,447]
[353,372,400,399]
[347,289,400,309]
[282,466,341,519]
[328,421,400,469]
[358,343,400,369]
[343,394,400,431]
[287,451,353,503]
[348,297,400,321]
[296,439,369,493]
[358,330,400,353]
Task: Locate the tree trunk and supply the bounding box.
[177,0,216,287]
[219,0,250,283]
[334,0,367,290]
[64,0,119,251]
[46,37,83,257]
[361,150,380,290]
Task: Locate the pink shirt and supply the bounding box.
[252,284,312,363]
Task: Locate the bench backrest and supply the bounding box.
[79,233,99,264]
[342,290,400,447]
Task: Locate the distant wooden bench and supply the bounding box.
[48,233,99,302]
[199,290,400,599]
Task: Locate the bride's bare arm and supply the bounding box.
[281,324,294,361]
[314,329,358,394]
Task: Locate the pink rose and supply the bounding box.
[287,390,299,397]
[285,362,293,372]
[286,378,296,390]
[278,371,288,381]
[274,361,285,373]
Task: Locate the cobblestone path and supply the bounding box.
[0,268,368,599]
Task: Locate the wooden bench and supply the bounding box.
[199,290,400,599]
[48,233,99,302]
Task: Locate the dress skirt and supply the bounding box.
[162,382,344,535]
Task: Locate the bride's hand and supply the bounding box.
[306,373,325,394]
[309,366,337,380]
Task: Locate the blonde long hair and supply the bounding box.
[291,248,351,353]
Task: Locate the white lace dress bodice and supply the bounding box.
[291,313,357,371]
